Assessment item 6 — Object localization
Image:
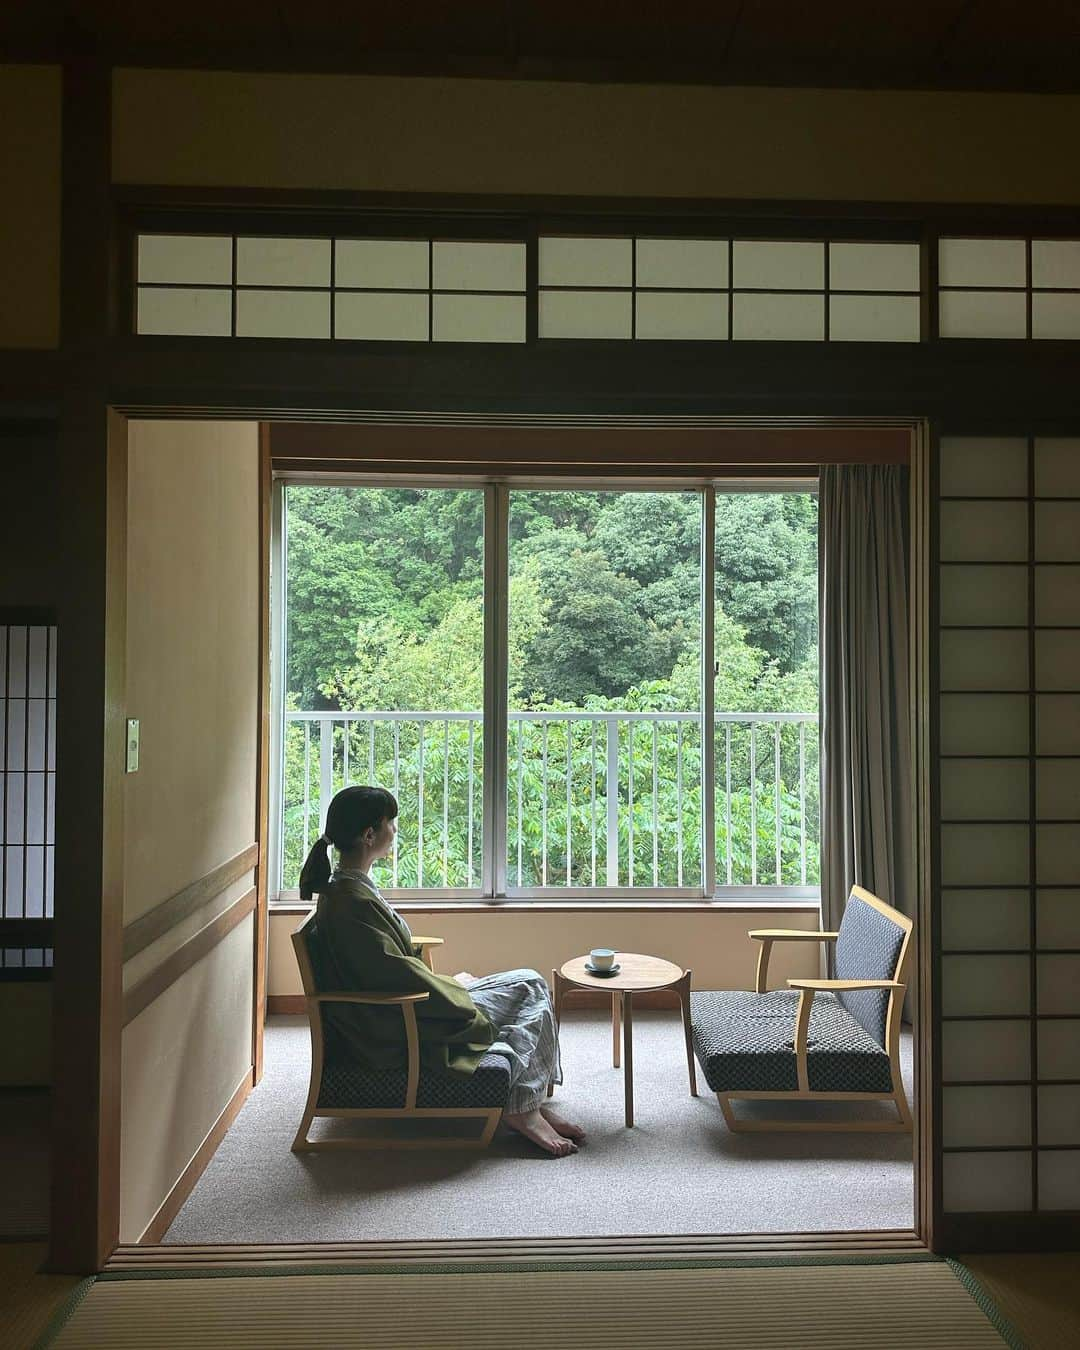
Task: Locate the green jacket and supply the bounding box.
[314,873,495,1077]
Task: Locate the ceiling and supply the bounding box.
[6,2,1080,94]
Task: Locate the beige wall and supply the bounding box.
[0,65,60,348]
[269,905,823,997]
[114,69,1080,204]
[124,420,260,922]
[120,418,259,1243]
[121,915,253,1242]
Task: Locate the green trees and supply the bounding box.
[281,485,819,891]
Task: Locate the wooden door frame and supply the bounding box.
[252,424,272,1084]
[79,410,934,1275]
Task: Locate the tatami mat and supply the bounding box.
[43,1260,1015,1348]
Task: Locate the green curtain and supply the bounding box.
[819,464,914,997]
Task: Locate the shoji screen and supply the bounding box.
[0,614,56,972]
[939,437,1080,1218]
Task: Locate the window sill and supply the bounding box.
[270,897,821,916]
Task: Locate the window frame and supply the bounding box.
[270,471,820,906]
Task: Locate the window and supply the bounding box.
[939,237,1080,339]
[272,480,818,901]
[134,226,921,344]
[0,613,56,973]
[538,236,920,341]
[135,234,527,342]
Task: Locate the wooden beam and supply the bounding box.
[269,421,910,468]
[252,424,272,1083]
[108,338,1080,426]
[49,57,122,1276]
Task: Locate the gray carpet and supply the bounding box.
[164,1013,914,1244]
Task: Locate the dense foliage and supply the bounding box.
[282,486,819,891]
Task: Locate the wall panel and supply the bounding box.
[120,419,260,1244]
[124,421,259,924]
[113,71,1080,204]
[0,65,60,348]
[120,912,253,1242]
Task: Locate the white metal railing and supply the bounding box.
[278,710,819,895]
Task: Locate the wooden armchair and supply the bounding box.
[689,885,913,1133]
[290,911,510,1151]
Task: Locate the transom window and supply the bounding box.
[938,236,1080,339]
[271,481,819,901]
[538,236,921,341]
[135,235,527,342]
[132,223,1080,345]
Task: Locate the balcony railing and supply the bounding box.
[278,710,819,896]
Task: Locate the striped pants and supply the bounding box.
[468,968,563,1114]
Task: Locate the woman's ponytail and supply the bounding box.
[299,834,333,902]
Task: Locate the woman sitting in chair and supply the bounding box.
[299,785,584,1157]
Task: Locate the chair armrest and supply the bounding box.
[750,931,839,993]
[411,936,444,972]
[749,929,839,941]
[309,990,431,1005]
[788,979,905,1091]
[310,990,428,1107]
[787,978,904,991]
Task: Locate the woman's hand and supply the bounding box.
[453,971,477,987]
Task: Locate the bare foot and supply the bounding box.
[540,1105,586,1141]
[504,1108,579,1157]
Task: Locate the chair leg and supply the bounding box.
[716,1093,742,1132]
[291,1111,315,1152]
[715,1092,914,1133]
[678,970,698,1096]
[893,1084,914,1132]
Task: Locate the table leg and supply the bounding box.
[548,969,561,1097]
[678,970,698,1097]
[612,990,621,1068]
[623,990,634,1128]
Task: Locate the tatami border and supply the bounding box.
[946,1258,1027,1350]
[33,1276,96,1350]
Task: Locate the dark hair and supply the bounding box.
[299,785,399,901]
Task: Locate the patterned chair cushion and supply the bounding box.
[689,989,894,1094]
[318,1051,512,1110]
[300,918,511,1111]
[834,894,906,1048]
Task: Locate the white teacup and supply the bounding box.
[589,947,616,971]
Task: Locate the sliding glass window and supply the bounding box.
[277,484,485,894]
[507,489,702,895]
[272,481,818,901]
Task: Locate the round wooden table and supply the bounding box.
[551,953,698,1127]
